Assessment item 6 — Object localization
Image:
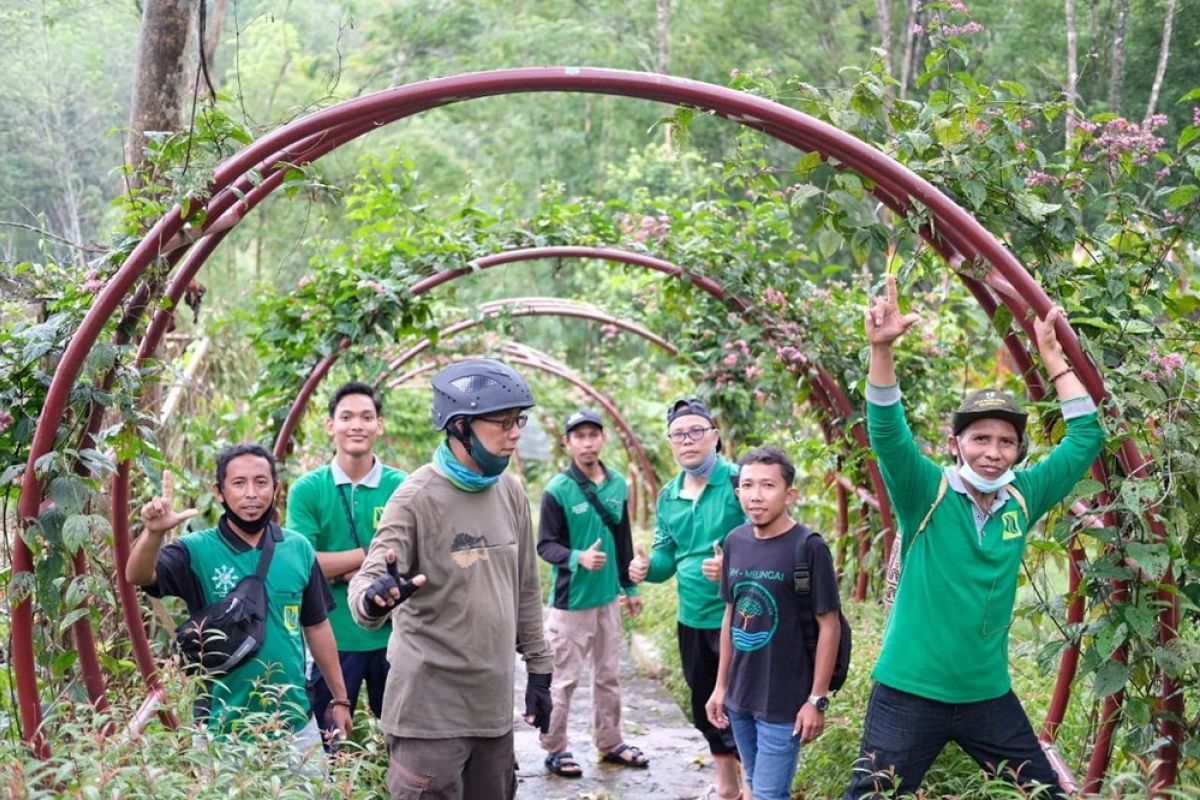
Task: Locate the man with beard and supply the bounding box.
[287,381,407,745]
[629,397,747,800]
[537,409,646,778]
[128,444,351,765]
[349,358,553,800]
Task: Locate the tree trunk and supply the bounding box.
[898,0,922,99]
[1107,0,1130,113]
[125,0,197,179]
[877,0,894,78]
[1065,0,1079,142]
[1145,0,1177,118]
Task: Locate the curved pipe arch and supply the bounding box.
[14,68,1169,789]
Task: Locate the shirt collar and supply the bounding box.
[331,456,383,488]
[567,460,611,486]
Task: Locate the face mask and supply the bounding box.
[682,447,718,479]
[958,463,1015,494]
[222,501,275,534]
[468,426,511,477]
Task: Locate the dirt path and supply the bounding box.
[513,649,720,799]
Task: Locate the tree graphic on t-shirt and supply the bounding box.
[737,596,764,628]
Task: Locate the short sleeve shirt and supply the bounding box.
[718,523,840,722]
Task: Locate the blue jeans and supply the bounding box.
[728,710,801,800]
[844,683,1065,799]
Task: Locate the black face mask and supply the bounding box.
[222,501,275,534]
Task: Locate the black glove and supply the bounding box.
[360,557,422,620]
[524,672,553,734]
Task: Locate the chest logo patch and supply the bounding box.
[571,502,589,515]
[211,564,238,597]
[731,581,780,653]
[450,531,492,568]
[283,604,300,633]
[374,506,385,527]
[1001,510,1023,540]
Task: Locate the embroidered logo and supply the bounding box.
[283,604,300,633]
[1002,510,1023,540]
[211,565,238,597]
[374,506,385,527]
[571,502,589,515]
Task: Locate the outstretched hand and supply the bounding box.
[865,274,920,347]
[139,470,199,535]
[1033,305,1067,363]
[361,550,427,619]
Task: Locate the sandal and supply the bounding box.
[544,750,583,778]
[601,743,650,768]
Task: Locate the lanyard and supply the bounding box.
[335,484,366,551]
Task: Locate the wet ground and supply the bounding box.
[513,648,719,799]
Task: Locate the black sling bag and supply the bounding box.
[176,524,277,675]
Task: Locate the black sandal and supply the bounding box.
[545,750,583,778]
[601,743,650,768]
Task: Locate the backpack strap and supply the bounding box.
[792,525,817,595]
[1008,485,1028,521]
[914,473,950,537]
[567,465,623,535]
[254,523,278,581]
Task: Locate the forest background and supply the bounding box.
[1,0,1199,797]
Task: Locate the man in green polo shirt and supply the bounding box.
[286,381,407,744]
[537,408,647,778]
[629,397,747,800]
[127,444,351,765]
[844,276,1104,799]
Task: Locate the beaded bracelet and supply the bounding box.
[329,699,352,709]
[1048,366,1075,382]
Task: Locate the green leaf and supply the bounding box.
[794,151,824,178]
[1015,192,1062,223]
[1178,127,1200,150]
[58,607,91,633]
[960,179,987,210]
[62,514,90,554]
[1125,541,1171,580]
[816,228,844,260]
[1167,184,1199,209]
[1091,661,1129,697]
[48,476,89,516]
[1178,88,1200,102]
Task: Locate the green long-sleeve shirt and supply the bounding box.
[867,383,1104,703]
[646,457,745,629]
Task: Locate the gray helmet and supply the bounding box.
[430,358,535,431]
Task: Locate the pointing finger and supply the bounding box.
[162,470,174,505]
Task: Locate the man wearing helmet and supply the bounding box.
[349,358,553,800]
[844,276,1104,799]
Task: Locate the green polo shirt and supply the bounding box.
[538,464,639,611]
[646,457,745,629]
[148,523,328,733]
[867,384,1104,702]
[286,459,407,651]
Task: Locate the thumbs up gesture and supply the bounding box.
[140,470,199,535]
[578,537,607,571]
[628,543,650,584]
[702,540,724,582]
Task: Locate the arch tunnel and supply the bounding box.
[12,67,1181,792]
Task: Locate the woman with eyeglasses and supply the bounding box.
[628,397,749,800]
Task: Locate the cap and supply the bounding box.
[564,408,604,434]
[952,389,1028,439]
[667,397,715,426]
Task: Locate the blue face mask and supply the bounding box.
[958,462,1016,493]
[682,446,718,480]
[467,426,511,477]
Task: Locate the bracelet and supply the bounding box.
[329,699,352,709]
[1048,366,1075,383]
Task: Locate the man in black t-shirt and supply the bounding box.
[706,446,842,800]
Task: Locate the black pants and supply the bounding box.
[309,647,389,745]
[844,683,1066,799]
[678,622,738,757]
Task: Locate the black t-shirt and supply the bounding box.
[718,522,840,722]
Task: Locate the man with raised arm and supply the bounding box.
[844,276,1104,799]
[537,409,646,778]
[349,358,553,800]
[127,445,352,767]
[628,397,747,800]
[287,381,407,744]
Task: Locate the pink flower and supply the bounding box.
[722,353,739,367]
[1026,170,1058,187]
[763,287,788,308]
[601,323,618,339]
[1194,107,1200,127]
[1019,118,1035,130]
[297,275,313,289]
[0,409,12,433]
[911,23,925,35]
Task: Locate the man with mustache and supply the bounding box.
[128,444,352,767]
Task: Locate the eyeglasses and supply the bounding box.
[667,425,716,443]
[476,413,529,431]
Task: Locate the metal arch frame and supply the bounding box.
[389,341,661,524]
[11,67,1176,790]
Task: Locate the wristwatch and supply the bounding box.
[808,694,830,712]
